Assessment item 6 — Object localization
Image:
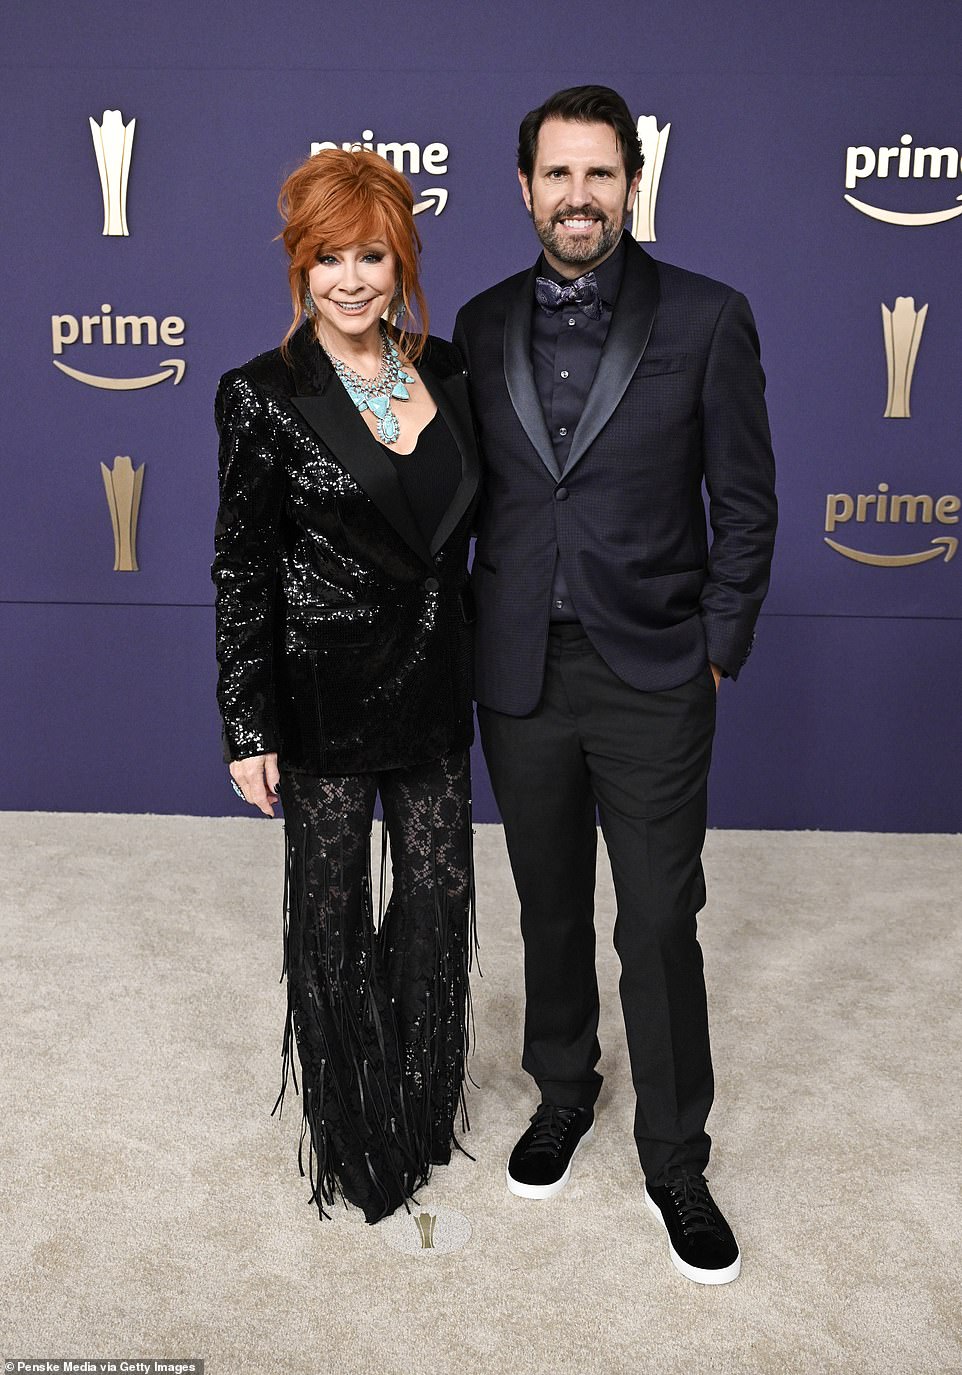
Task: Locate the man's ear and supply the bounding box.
[518,168,533,214]
[625,166,643,215]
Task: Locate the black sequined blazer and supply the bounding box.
[212,322,481,775]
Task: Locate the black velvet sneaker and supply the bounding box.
[506,1104,594,1199]
[645,1169,741,1284]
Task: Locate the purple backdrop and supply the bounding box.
[2,1,960,830]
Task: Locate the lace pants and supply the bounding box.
[274,749,474,1224]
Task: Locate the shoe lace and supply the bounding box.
[663,1170,723,1238]
[525,1106,582,1157]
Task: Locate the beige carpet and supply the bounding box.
[1,814,960,1375]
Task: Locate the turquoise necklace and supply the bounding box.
[323,325,415,445]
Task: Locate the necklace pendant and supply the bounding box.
[324,327,411,447]
[378,410,401,444]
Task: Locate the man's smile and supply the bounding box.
[557,216,600,233]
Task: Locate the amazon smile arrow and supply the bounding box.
[844,193,962,227]
[824,535,957,567]
[52,357,186,390]
[413,188,448,216]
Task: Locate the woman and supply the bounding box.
[212,148,480,1224]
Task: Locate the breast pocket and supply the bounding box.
[623,353,696,430]
[630,352,689,379]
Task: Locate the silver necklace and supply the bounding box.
[323,325,415,445]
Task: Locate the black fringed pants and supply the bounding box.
[273,749,474,1224]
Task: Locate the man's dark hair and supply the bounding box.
[517,85,644,188]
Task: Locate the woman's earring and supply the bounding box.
[391,286,406,325]
[303,289,316,319]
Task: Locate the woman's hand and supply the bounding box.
[229,752,280,817]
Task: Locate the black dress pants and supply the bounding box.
[479,625,716,1185]
[275,750,474,1223]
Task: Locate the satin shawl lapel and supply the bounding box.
[503,265,559,480]
[418,364,481,556]
[560,240,660,480]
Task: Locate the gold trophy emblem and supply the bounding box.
[413,1212,437,1249]
[101,455,145,571]
[882,296,928,418]
[631,115,671,243]
[89,109,136,236]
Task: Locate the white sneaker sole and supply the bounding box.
[505,1121,595,1199]
[644,1188,742,1285]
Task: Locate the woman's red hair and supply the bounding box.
[277,148,429,362]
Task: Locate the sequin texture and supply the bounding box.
[211,323,478,774]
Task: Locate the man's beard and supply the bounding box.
[532,203,626,266]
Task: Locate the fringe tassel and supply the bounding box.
[271,825,300,1118]
[274,763,479,1225]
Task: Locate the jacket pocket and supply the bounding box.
[626,568,704,628]
[300,603,379,649]
[631,352,689,377]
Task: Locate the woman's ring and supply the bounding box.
[230,779,246,800]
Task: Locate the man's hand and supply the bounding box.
[710,662,723,692]
[229,752,280,817]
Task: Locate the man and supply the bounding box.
[454,86,777,1285]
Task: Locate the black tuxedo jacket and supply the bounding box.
[212,322,480,773]
[454,236,777,715]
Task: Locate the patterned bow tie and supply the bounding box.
[534,271,602,320]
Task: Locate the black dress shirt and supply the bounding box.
[531,234,626,621]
